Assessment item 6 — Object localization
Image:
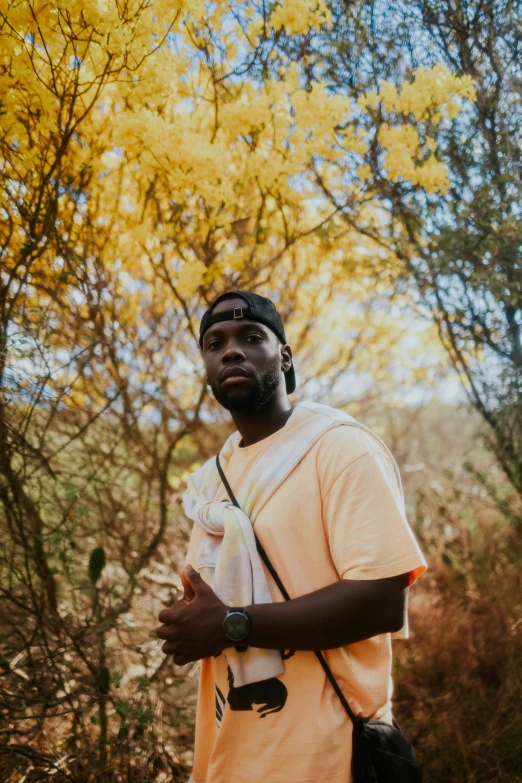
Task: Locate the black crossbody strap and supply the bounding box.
[215,454,359,726]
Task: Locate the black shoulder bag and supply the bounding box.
[216,455,422,783]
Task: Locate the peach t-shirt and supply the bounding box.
[185,420,426,783]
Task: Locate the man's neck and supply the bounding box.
[231,395,294,448]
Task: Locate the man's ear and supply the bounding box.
[281,343,293,373]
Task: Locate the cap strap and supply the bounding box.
[207,306,253,326]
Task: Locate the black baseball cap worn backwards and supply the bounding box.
[199,290,296,394]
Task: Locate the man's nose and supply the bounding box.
[222,340,245,361]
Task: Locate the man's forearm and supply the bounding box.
[245,574,408,651]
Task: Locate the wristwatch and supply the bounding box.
[223,608,251,652]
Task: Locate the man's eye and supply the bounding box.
[206,335,261,350]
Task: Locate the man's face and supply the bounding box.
[201,297,292,414]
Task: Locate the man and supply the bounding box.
[157,291,426,783]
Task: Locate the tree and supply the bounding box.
[322,0,522,501]
[0,1,472,777]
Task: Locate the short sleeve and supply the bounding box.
[322,449,426,586]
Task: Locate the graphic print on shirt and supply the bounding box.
[226,666,287,717]
[215,684,226,727]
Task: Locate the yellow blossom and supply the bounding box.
[177,260,207,298]
[357,164,372,182]
[270,0,332,35]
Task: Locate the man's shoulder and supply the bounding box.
[312,421,392,479]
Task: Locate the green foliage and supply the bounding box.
[137,707,154,728]
[88,547,106,585]
[136,675,150,691]
[64,482,80,502]
[114,701,131,718]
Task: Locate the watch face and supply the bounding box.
[224,611,250,642]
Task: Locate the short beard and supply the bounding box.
[209,363,282,414]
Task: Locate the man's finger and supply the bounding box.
[183,564,208,596]
[158,605,180,624]
[180,567,196,603]
[162,641,178,655]
[157,623,177,641]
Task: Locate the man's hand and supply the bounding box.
[157,565,229,666]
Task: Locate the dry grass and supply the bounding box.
[394,546,522,782]
[390,404,522,782]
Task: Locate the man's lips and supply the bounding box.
[220,367,252,383]
[222,376,250,386]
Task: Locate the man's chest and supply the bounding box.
[217,462,338,600]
